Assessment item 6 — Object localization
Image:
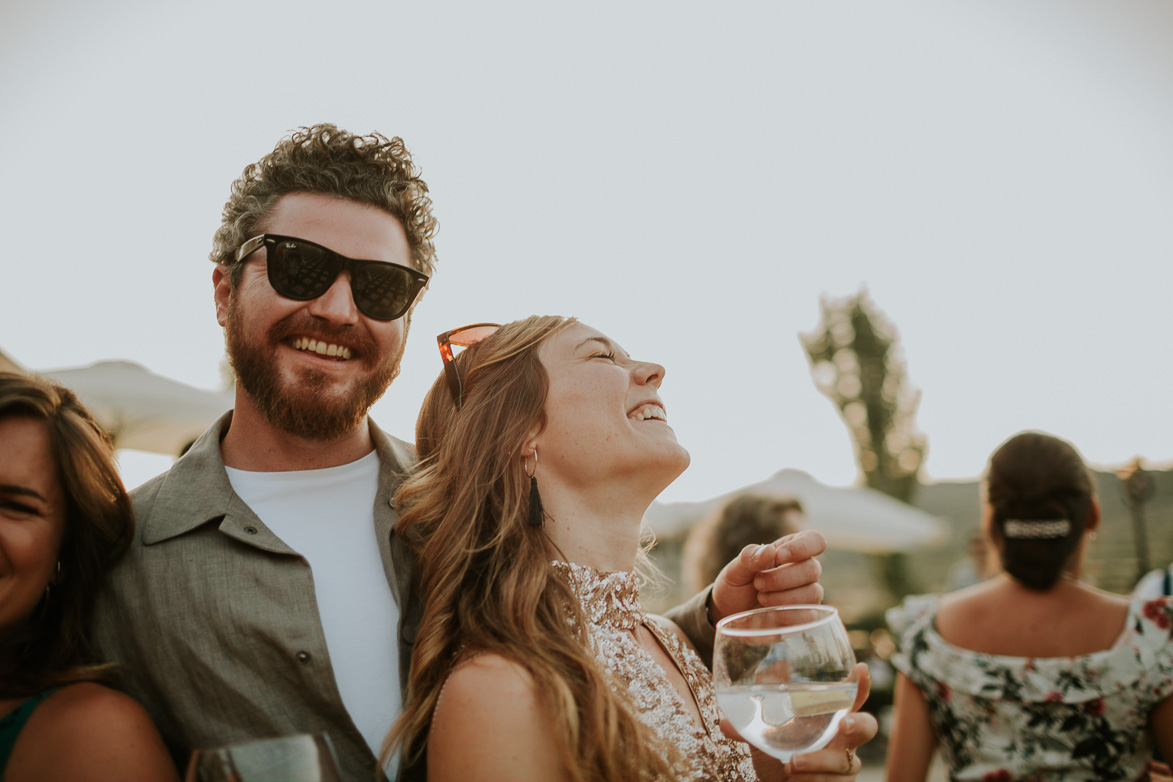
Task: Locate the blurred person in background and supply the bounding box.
[885,430,1173,781]
[0,372,177,782]
[684,494,805,595]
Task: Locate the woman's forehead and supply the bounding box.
[544,322,627,357]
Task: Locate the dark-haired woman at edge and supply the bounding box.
[0,372,177,782]
[886,430,1173,781]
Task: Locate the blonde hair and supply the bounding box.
[384,316,677,780]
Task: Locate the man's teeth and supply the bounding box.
[631,405,666,422]
[293,337,352,360]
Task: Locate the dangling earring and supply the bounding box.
[525,450,544,528]
[39,562,61,619]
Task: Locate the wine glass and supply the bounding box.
[184,733,343,782]
[713,605,858,762]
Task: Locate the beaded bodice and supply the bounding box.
[552,561,756,782]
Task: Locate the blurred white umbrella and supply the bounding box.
[0,348,22,373]
[648,469,945,553]
[748,469,946,553]
[43,360,234,456]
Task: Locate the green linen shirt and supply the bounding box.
[90,413,421,782]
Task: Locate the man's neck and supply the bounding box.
[220,393,375,472]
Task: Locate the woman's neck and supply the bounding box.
[538,485,649,573]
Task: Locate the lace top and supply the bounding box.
[552,561,756,782]
[887,593,1173,781]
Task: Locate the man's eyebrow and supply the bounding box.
[0,484,48,502]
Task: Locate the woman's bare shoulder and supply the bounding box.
[937,579,1133,655]
[8,682,178,782]
[445,652,536,695]
[430,653,566,781]
[30,682,153,736]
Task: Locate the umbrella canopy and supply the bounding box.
[648,469,946,553]
[43,360,234,456]
[0,348,22,373]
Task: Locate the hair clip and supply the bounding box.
[1003,519,1071,539]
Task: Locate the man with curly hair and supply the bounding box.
[91,124,439,781]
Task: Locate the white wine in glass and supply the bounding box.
[713,605,857,762]
[184,732,343,782]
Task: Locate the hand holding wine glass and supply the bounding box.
[714,605,859,765]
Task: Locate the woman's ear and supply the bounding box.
[521,441,539,472]
[522,423,544,458]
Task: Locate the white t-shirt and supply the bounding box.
[226,451,401,759]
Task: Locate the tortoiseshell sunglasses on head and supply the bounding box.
[437,323,501,409]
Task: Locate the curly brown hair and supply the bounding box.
[0,372,134,698]
[210,124,438,286]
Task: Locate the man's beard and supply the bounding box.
[224,298,402,441]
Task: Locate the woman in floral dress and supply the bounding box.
[885,430,1173,781]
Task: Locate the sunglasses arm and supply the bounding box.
[438,339,464,409]
[235,235,267,263]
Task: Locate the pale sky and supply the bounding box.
[2,0,1170,503]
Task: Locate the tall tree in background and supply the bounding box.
[800,289,927,601]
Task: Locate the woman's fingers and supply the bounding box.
[787,712,879,779]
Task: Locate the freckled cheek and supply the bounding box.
[541,415,617,456]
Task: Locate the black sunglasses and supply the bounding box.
[234,234,429,321]
[437,323,501,409]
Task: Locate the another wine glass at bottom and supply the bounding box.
[713,605,858,763]
[184,732,343,782]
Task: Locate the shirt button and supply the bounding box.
[296,651,312,664]
[244,526,258,535]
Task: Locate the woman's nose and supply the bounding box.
[633,360,665,387]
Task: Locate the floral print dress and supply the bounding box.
[887,594,1173,782]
